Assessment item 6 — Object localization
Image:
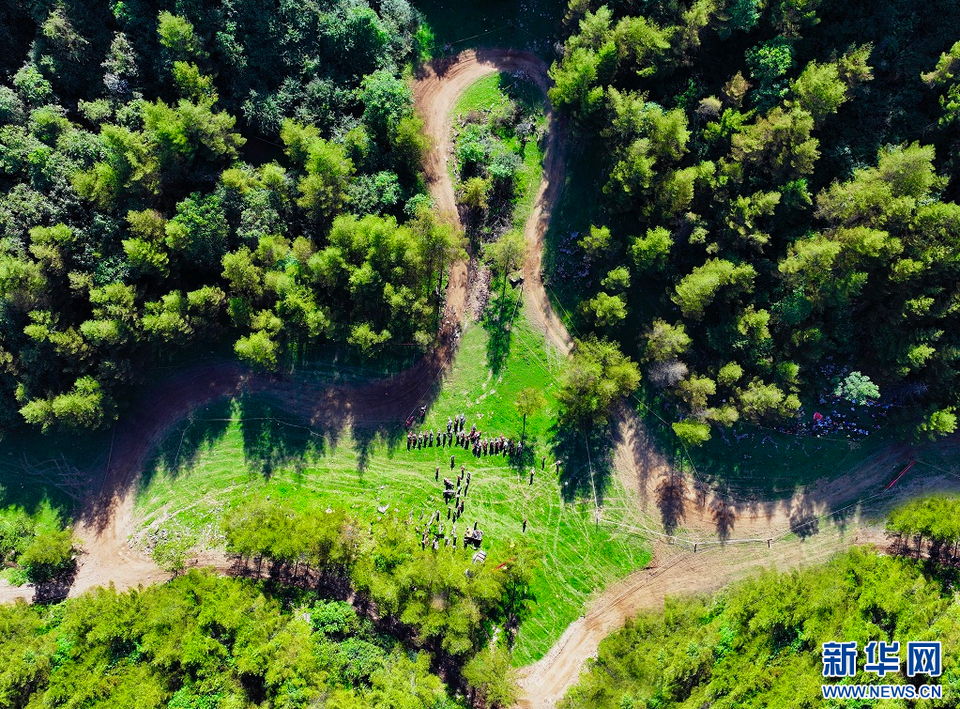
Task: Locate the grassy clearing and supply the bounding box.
[451,72,547,241]
[454,73,506,115]
[134,300,651,665]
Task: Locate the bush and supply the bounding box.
[20,528,75,583]
[489,147,521,181]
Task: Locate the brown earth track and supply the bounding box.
[516,418,960,708]
[1,48,954,709]
[515,526,893,709]
[31,49,559,601]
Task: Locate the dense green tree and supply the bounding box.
[672,259,756,319]
[558,337,641,430]
[486,229,525,279]
[360,69,413,141]
[630,226,672,270]
[19,528,75,583]
[672,419,712,445]
[917,408,957,439]
[745,38,793,106]
[463,646,519,708]
[0,0,436,433]
[545,2,960,429]
[516,386,547,440]
[20,376,107,432]
[579,225,611,258]
[157,12,204,60]
[833,371,880,405]
[581,291,628,327]
[644,319,692,363]
[0,568,468,708]
[462,176,491,211]
[561,549,956,709]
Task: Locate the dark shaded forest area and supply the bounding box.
[550,0,960,444]
[0,0,463,434]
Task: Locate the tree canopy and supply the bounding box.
[558,336,641,430]
[0,570,465,708]
[0,0,450,432]
[549,0,960,440]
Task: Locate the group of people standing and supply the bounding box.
[414,463,477,551]
[405,413,525,459]
[402,406,542,551]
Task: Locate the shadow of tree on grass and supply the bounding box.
[353,420,405,474]
[552,422,617,504]
[482,281,523,376]
[146,398,234,484]
[235,393,322,480]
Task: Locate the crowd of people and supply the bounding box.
[404,406,545,553]
[413,466,478,551]
[405,412,526,459]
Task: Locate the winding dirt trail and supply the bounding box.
[1,47,953,709]
[414,49,572,355]
[0,50,563,605]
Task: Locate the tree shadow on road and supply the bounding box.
[655,472,687,535]
[32,559,78,604]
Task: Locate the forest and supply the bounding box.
[549,0,960,444]
[561,546,959,708]
[0,571,465,708]
[0,496,533,708]
[0,0,464,433]
[6,0,960,707]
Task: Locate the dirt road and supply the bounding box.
[515,525,891,708]
[56,49,564,602]
[0,47,949,709]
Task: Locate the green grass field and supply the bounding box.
[454,73,507,114]
[134,299,652,665]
